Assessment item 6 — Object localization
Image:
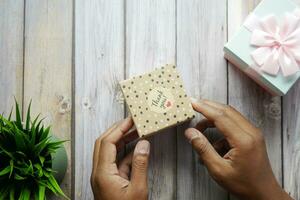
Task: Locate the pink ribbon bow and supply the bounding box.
[244,9,300,77]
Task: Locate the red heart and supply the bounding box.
[165,101,172,107]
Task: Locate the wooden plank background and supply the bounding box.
[23,1,73,198]
[227,1,282,200]
[0,0,300,199]
[74,0,125,199]
[126,1,177,199]
[176,0,228,199]
[0,0,24,114]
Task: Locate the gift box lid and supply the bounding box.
[119,65,195,137]
[224,0,300,95]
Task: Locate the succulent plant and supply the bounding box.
[0,100,68,200]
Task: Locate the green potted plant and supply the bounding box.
[0,101,68,200]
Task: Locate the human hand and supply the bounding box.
[91,117,150,200]
[185,100,292,200]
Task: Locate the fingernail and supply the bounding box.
[185,129,200,143]
[135,140,150,155]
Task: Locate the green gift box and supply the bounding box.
[224,0,300,96]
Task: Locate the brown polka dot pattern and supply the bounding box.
[119,64,195,137]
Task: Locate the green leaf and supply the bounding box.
[48,175,69,199]
[39,156,45,165]
[14,173,27,180]
[14,98,23,129]
[45,168,55,173]
[40,126,51,143]
[25,100,32,131]
[34,118,45,142]
[9,159,13,178]
[9,187,15,200]
[14,161,33,176]
[11,123,26,150]
[31,114,41,128]
[31,114,41,135]
[47,140,66,151]
[0,100,68,199]
[18,187,31,200]
[8,107,13,121]
[37,180,58,195]
[30,114,41,144]
[1,117,14,128]
[33,138,49,155]
[43,170,51,178]
[0,166,11,176]
[16,151,27,159]
[34,191,38,200]
[38,185,45,200]
[34,164,43,177]
[0,146,13,158]
[26,160,34,175]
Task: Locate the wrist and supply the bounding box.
[256,190,292,200]
[250,182,291,200]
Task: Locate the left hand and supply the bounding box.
[185,100,291,200]
[91,117,150,200]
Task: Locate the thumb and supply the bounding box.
[185,128,225,173]
[131,140,150,189]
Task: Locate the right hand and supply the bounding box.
[91,117,150,200]
[185,99,292,200]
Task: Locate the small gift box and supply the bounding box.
[120,64,195,137]
[224,0,300,96]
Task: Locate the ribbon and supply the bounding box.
[244,9,300,77]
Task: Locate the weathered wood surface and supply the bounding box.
[23,0,73,198]
[227,1,282,196]
[283,2,300,200]
[1,0,300,199]
[0,0,24,113]
[176,0,228,199]
[74,0,125,199]
[227,1,283,200]
[283,82,300,200]
[126,0,177,199]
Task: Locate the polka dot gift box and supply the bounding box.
[120,64,195,137]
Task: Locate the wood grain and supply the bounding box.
[283,81,300,200]
[176,0,228,199]
[74,0,125,199]
[126,0,176,199]
[227,0,282,199]
[23,0,73,198]
[0,0,24,114]
[2,0,300,199]
[283,0,300,198]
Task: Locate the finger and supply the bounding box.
[118,152,133,180]
[98,117,134,166]
[185,128,228,174]
[201,99,258,135]
[130,140,150,190]
[92,138,101,176]
[194,119,215,133]
[92,122,119,175]
[102,117,134,144]
[192,101,247,145]
[103,121,122,137]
